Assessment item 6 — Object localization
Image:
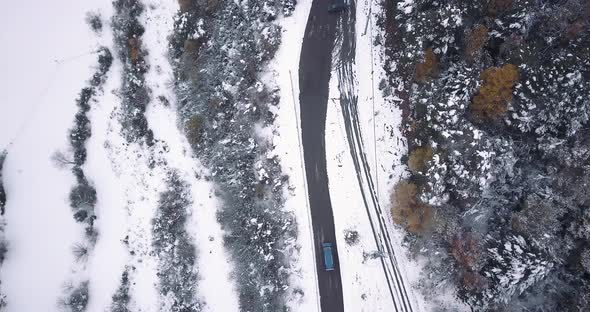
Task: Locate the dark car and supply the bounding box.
[328,1,348,13]
[322,242,335,271]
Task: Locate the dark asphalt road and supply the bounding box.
[298,0,344,311]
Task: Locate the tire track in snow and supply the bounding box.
[334,1,415,311]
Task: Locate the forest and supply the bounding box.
[383,0,590,310]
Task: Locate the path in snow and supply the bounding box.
[327,0,423,311]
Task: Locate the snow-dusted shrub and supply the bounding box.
[71,243,89,263]
[169,0,299,309]
[112,0,154,145]
[152,173,201,312]
[344,229,360,245]
[59,281,90,312]
[110,269,131,312]
[85,11,103,34]
[0,151,6,215]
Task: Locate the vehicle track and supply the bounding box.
[334,1,414,311]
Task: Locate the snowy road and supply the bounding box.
[300,0,418,311]
[298,1,344,311]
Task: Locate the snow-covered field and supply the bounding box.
[0,0,431,311]
[0,1,109,310]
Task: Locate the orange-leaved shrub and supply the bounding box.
[390,181,433,234]
[470,64,519,121]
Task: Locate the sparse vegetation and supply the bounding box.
[344,229,360,245]
[59,281,90,312]
[110,269,131,312]
[85,11,103,33]
[152,172,202,311]
[0,151,6,215]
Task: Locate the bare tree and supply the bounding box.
[51,150,76,169]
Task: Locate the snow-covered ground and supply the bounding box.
[0,0,436,311]
[1,1,241,311]
[0,1,108,311]
[325,0,430,311]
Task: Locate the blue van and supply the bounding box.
[322,242,335,271]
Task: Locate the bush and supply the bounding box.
[85,12,102,33]
[178,0,192,12]
[128,37,142,64]
[466,25,488,64]
[60,281,89,312]
[0,239,7,265]
[470,64,519,122]
[111,269,131,312]
[390,181,433,234]
[69,183,97,212]
[344,229,360,245]
[487,0,512,16]
[72,243,89,262]
[408,146,433,173]
[415,48,438,83]
[185,115,204,145]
